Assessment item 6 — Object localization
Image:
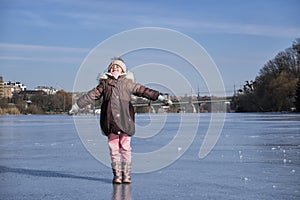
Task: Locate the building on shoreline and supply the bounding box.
[0,77,27,98]
[35,86,57,95]
[0,76,4,97]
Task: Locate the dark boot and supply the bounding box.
[111,162,122,184]
[122,162,132,184]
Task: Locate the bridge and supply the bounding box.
[132,96,232,113]
[90,96,233,114]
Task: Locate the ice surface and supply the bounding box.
[0,113,299,200]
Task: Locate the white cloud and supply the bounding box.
[0,43,89,53]
[140,17,300,38]
[0,43,89,63]
[198,21,300,38]
[57,7,300,39]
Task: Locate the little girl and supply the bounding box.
[69,58,170,184]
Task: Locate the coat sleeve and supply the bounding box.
[77,80,105,108]
[131,82,160,101]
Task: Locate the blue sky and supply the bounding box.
[0,0,299,96]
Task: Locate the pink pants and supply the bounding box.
[108,133,132,163]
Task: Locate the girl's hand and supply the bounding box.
[158,95,173,105]
[69,103,79,115]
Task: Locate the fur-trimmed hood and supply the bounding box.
[97,71,135,82]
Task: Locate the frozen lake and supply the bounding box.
[0,113,299,200]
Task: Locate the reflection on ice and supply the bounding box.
[112,184,132,200]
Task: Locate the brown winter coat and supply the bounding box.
[76,72,159,136]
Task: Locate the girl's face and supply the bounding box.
[110,64,123,73]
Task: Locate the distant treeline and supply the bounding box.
[231,39,300,112]
[0,90,73,114]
